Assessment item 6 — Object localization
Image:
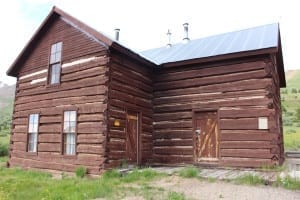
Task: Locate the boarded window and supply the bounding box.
[28,114,39,152]
[49,42,62,84]
[63,111,77,155]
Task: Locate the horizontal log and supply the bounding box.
[15,95,106,112]
[153,154,193,164]
[219,108,273,118]
[77,144,104,154]
[220,132,277,141]
[40,116,62,124]
[11,142,26,151]
[220,141,275,149]
[78,103,107,114]
[78,114,104,122]
[38,143,61,152]
[220,118,258,130]
[154,89,267,105]
[17,75,108,98]
[154,120,192,129]
[154,139,192,146]
[154,79,271,97]
[154,69,267,91]
[154,130,193,139]
[155,61,266,82]
[220,149,273,159]
[39,134,61,143]
[220,157,273,168]
[109,129,126,139]
[61,65,108,82]
[154,147,193,155]
[77,134,105,144]
[107,141,126,151]
[39,124,61,133]
[153,112,192,121]
[11,133,27,142]
[16,85,107,105]
[62,56,109,74]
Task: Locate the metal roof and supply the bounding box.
[140,23,279,65]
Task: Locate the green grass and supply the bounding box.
[178,166,199,178]
[281,69,300,151]
[167,191,186,200]
[274,176,300,190]
[0,167,167,200]
[234,174,266,186]
[283,127,300,150]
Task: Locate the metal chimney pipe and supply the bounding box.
[166,29,172,48]
[182,23,190,43]
[114,28,120,41]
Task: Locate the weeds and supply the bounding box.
[234,174,265,186]
[274,175,300,190]
[168,191,185,200]
[75,166,87,178]
[178,166,199,178]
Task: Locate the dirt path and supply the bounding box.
[152,176,300,200]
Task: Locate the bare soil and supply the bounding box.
[151,176,300,200]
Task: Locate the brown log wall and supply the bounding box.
[106,51,153,168]
[153,56,283,167]
[9,17,108,174]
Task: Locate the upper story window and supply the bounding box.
[49,42,62,85]
[63,111,77,155]
[28,114,39,152]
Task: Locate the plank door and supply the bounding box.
[126,111,139,164]
[193,111,219,162]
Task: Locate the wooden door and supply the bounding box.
[193,111,219,162]
[126,111,139,163]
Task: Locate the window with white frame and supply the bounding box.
[49,42,62,84]
[63,111,77,155]
[28,114,39,152]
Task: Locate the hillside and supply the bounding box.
[0,81,14,135]
[281,70,300,150]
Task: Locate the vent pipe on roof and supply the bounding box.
[166,29,172,48]
[182,23,190,43]
[114,28,120,41]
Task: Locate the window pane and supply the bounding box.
[56,42,62,52]
[69,111,76,121]
[65,133,76,155]
[64,111,70,122]
[50,64,60,84]
[28,133,37,152]
[51,44,56,54]
[55,52,61,62]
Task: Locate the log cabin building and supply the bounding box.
[6,7,286,174]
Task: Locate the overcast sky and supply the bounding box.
[1,0,299,85]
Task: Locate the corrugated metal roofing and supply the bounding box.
[140,23,279,65]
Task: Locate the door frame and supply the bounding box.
[125,108,142,166]
[192,108,221,163]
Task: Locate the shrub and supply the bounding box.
[291,88,298,93]
[275,176,300,190]
[286,129,296,134]
[178,166,199,178]
[0,143,8,157]
[75,166,87,178]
